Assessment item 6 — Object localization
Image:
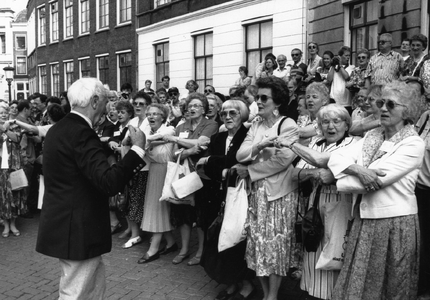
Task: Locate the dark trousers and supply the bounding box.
[416,186,430,295]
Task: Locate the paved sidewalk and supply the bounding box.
[0,215,307,300]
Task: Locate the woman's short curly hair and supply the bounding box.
[357,48,370,59]
[256,77,290,116]
[185,80,199,91]
[382,81,422,125]
[317,104,352,133]
[115,100,134,118]
[238,66,249,76]
[146,103,170,123]
[222,99,250,123]
[185,92,209,115]
[306,82,330,103]
[411,34,428,50]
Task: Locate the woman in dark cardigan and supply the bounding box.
[197,99,256,300]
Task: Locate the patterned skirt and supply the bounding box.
[332,209,419,300]
[245,179,301,277]
[0,170,26,219]
[127,171,148,224]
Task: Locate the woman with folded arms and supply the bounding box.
[327,81,424,299]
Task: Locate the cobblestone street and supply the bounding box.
[0,214,307,300]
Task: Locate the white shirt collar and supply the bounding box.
[71,110,92,128]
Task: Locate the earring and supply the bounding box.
[273,108,279,117]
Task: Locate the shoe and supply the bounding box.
[111,222,122,234]
[187,255,201,266]
[10,229,20,237]
[137,252,160,264]
[122,236,142,249]
[230,287,256,300]
[215,287,237,300]
[172,253,190,264]
[2,231,9,238]
[118,231,131,239]
[159,243,178,255]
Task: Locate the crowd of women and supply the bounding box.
[1,34,430,300]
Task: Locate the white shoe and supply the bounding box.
[122,236,142,249]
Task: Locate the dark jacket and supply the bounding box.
[36,113,144,260]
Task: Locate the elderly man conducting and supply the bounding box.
[36,78,146,299]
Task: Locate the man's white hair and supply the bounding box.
[67,78,108,108]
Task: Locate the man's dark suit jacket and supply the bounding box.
[36,113,144,260]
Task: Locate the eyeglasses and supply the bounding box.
[220,110,240,119]
[357,56,367,60]
[133,102,146,107]
[308,46,317,49]
[145,112,162,118]
[321,118,345,127]
[255,95,272,103]
[204,89,213,93]
[375,99,407,110]
[378,40,390,45]
[169,92,178,96]
[188,104,203,109]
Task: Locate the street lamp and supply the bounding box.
[3,65,15,103]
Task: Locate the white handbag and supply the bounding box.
[9,169,29,191]
[171,170,203,199]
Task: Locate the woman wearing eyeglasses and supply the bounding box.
[401,34,429,83]
[346,48,370,96]
[137,104,176,264]
[196,99,256,300]
[115,93,150,248]
[326,81,424,299]
[349,85,383,137]
[278,104,356,300]
[163,92,218,266]
[235,77,300,300]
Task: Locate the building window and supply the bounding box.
[350,0,379,63]
[51,2,59,42]
[51,64,60,96]
[39,7,46,45]
[245,20,273,77]
[16,57,27,75]
[64,0,73,38]
[119,0,131,23]
[80,0,90,34]
[155,0,176,8]
[15,36,26,50]
[98,0,109,29]
[64,61,74,89]
[194,33,213,93]
[98,56,109,85]
[0,33,5,53]
[155,43,169,89]
[118,52,132,86]
[16,82,28,100]
[39,65,47,94]
[80,59,91,77]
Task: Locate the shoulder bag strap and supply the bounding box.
[277,117,288,136]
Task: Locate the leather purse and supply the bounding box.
[301,185,324,252]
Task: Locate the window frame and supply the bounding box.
[79,0,90,35]
[15,35,26,50]
[64,60,74,89]
[39,65,47,94]
[16,56,27,75]
[154,42,169,90]
[194,32,213,93]
[51,63,60,97]
[117,51,132,89]
[0,33,5,54]
[97,55,109,86]
[64,0,73,39]
[38,6,46,45]
[117,0,132,24]
[79,57,91,78]
[50,1,59,43]
[97,0,109,30]
[244,20,273,78]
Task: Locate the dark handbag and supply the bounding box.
[301,185,324,252]
[109,185,130,213]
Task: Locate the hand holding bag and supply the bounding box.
[218,177,248,252]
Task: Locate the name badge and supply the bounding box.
[179,131,189,139]
[113,131,121,137]
[379,141,394,152]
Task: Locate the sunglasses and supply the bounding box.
[133,102,146,107]
[357,56,367,60]
[375,99,407,110]
[255,95,272,103]
[220,110,240,118]
[308,46,317,49]
[204,89,213,93]
[169,92,178,96]
[291,53,301,57]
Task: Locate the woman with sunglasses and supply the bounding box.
[326,81,424,299]
[163,92,218,266]
[196,99,256,300]
[401,34,428,83]
[305,42,322,83]
[346,48,370,96]
[235,77,300,300]
[349,85,383,137]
